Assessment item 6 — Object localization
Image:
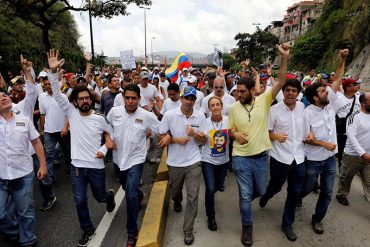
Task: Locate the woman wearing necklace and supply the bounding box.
[201,96,230,232]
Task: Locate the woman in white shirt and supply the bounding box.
[201,96,230,232]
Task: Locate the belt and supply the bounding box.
[248,151,267,159]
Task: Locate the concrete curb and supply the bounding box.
[137,148,170,247]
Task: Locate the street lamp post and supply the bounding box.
[139,6,150,61]
[151,37,155,69]
[88,0,94,63]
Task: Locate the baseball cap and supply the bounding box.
[303,80,312,86]
[260,74,268,81]
[320,72,329,79]
[141,66,149,71]
[182,67,189,72]
[187,75,197,84]
[65,73,73,82]
[154,66,159,71]
[11,76,24,85]
[181,86,197,97]
[342,78,357,87]
[140,71,149,79]
[286,73,297,80]
[38,71,48,78]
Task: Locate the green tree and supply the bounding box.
[0,0,151,51]
[234,27,279,66]
[222,53,237,70]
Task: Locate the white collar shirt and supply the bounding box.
[304,87,338,161]
[160,98,181,115]
[200,92,236,117]
[0,114,39,179]
[159,107,206,167]
[39,92,67,133]
[268,101,307,165]
[194,90,204,110]
[107,106,160,171]
[345,112,370,156]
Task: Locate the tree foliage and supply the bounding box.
[234,28,279,66]
[0,4,84,76]
[0,0,151,50]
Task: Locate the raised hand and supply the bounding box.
[277,43,290,57]
[47,49,65,72]
[340,48,349,60]
[20,55,32,72]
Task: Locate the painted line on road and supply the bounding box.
[88,187,125,247]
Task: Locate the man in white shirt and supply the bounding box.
[334,78,361,168]
[38,79,71,211]
[159,72,170,98]
[300,49,348,235]
[200,76,235,117]
[47,49,116,247]
[186,75,204,110]
[0,57,47,247]
[107,84,170,246]
[159,86,206,245]
[176,67,191,92]
[138,71,162,111]
[259,79,307,242]
[152,83,181,119]
[336,92,370,205]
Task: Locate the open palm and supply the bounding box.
[47,49,65,71]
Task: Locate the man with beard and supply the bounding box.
[47,49,116,247]
[336,92,370,204]
[300,49,349,235]
[228,44,290,247]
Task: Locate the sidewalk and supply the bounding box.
[164,171,370,247]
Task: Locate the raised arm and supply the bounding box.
[47,49,71,114]
[331,49,349,93]
[271,44,290,99]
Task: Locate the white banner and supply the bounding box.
[213,47,223,68]
[120,50,136,69]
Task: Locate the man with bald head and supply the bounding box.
[200,76,235,117]
[336,92,370,205]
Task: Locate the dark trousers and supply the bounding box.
[202,162,228,217]
[336,134,347,168]
[117,163,144,238]
[263,157,305,227]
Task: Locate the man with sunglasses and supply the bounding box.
[200,76,235,117]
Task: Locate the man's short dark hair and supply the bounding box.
[107,75,118,84]
[237,77,255,90]
[123,84,140,97]
[152,77,159,82]
[167,83,180,93]
[70,84,94,106]
[359,93,366,105]
[282,79,302,93]
[305,82,326,104]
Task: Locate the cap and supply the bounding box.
[140,71,149,79]
[320,72,329,79]
[11,76,24,85]
[260,74,268,81]
[141,66,149,71]
[187,75,197,84]
[65,73,73,82]
[342,78,357,87]
[181,86,197,97]
[286,73,297,80]
[38,71,48,78]
[182,67,189,72]
[208,72,216,78]
[154,66,159,71]
[303,80,312,86]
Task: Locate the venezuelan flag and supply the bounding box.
[165,52,191,83]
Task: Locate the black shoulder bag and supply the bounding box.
[335,97,356,135]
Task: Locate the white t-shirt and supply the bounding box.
[268,101,307,165]
[334,92,361,118]
[160,98,181,115]
[201,117,230,165]
[139,84,160,110]
[345,112,370,156]
[39,92,67,133]
[159,79,170,98]
[107,106,160,171]
[113,92,148,108]
[194,90,204,110]
[159,107,206,167]
[200,92,236,117]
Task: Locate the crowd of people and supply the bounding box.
[0,44,369,247]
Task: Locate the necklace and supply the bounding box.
[211,118,223,130]
[243,102,255,122]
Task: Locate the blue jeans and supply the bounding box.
[301,155,337,221]
[0,172,36,245]
[118,163,144,238]
[262,157,305,227]
[70,165,114,232]
[202,162,228,217]
[232,154,268,226]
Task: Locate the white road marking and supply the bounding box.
[88,187,125,247]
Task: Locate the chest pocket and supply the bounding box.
[112,120,123,139]
[128,124,146,143]
[311,120,326,139]
[13,126,28,148]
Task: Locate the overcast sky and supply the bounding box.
[71,0,298,57]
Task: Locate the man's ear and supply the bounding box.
[250,87,256,95]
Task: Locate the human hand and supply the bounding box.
[185,125,196,137]
[96,151,105,159]
[20,55,32,72]
[84,52,92,62]
[234,132,248,145]
[175,137,190,145]
[340,48,349,60]
[158,134,171,148]
[277,43,290,57]
[37,165,47,180]
[61,128,68,137]
[361,153,370,164]
[305,132,314,142]
[323,142,337,151]
[47,49,65,72]
[275,133,288,143]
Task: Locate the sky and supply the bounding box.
[71,0,299,57]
